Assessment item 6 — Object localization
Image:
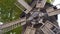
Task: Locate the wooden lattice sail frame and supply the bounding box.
[0,0,60,34]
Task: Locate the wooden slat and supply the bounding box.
[24,26,36,34]
[46,7,60,16]
[0,17,26,29]
[18,0,32,14]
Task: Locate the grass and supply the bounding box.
[0,0,22,22]
[0,0,32,23]
[4,26,22,34]
[0,0,32,34]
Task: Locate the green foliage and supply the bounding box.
[47,0,54,3]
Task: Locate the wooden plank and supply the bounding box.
[36,0,47,8]
[46,7,60,16]
[24,26,36,34]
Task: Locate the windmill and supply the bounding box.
[0,0,60,34]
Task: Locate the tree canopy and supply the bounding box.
[47,0,54,3]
